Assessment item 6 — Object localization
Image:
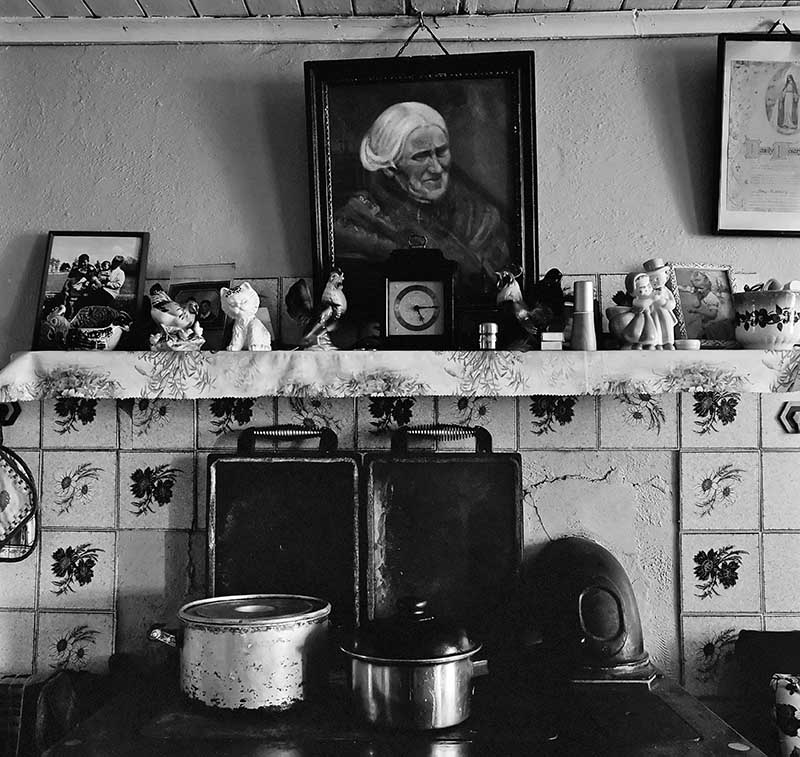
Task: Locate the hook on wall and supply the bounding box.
[768,19,795,35]
[396,5,450,57]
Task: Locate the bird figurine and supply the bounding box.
[496,265,565,350]
[148,283,204,351]
[284,268,347,350]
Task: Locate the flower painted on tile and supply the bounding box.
[529,396,576,435]
[290,397,342,431]
[50,543,104,595]
[694,464,744,517]
[693,545,748,599]
[50,625,99,670]
[52,462,102,515]
[132,399,170,434]
[692,391,740,435]
[617,392,665,434]
[452,397,493,425]
[694,628,737,683]
[209,398,254,436]
[53,398,98,434]
[129,464,181,516]
[368,398,415,434]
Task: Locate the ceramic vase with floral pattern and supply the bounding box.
[772,673,800,757]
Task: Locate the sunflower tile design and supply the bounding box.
[42,398,117,449]
[38,530,116,611]
[41,451,116,529]
[117,452,195,530]
[679,451,759,532]
[276,397,356,449]
[761,393,800,449]
[356,396,435,449]
[599,393,678,449]
[763,452,800,530]
[118,399,194,450]
[681,615,762,697]
[519,395,597,449]
[35,611,113,674]
[0,610,34,674]
[0,543,39,608]
[764,533,800,613]
[1,400,41,449]
[679,391,758,449]
[196,397,275,449]
[435,396,517,450]
[680,533,760,614]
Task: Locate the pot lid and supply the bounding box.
[179,594,330,625]
[342,597,480,663]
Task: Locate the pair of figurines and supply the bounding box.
[607,258,677,350]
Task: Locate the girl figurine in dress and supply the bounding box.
[621,272,662,350]
[643,257,677,350]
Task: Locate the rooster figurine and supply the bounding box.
[496,265,565,350]
[284,268,347,350]
[148,283,204,351]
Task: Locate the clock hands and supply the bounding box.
[411,304,440,322]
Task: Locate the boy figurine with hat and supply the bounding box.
[643,257,677,350]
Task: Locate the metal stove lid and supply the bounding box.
[179,594,331,625]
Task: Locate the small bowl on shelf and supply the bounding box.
[733,290,800,350]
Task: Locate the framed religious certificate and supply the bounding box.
[717,34,800,235]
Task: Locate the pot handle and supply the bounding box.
[391,424,492,454]
[237,425,339,454]
[472,658,490,679]
[148,623,179,648]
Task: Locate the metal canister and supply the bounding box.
[478,322,498,350]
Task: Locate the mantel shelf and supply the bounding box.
[1,349,799,401]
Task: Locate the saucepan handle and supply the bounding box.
[148,623,180,648]
[391,424,492,454]
[237,425,338,454]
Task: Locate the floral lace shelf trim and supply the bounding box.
[0,348,798,400]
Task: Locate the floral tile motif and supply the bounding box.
[435,396,517,450]
[356,396,435,449]
[196,398,275,449]
[599,393,678,449]
[679,452,759,531]
[764,533,800,613]
[681,615,762,697]
[118,452,195,530]
[519,395,597,449]
[42,398,117,449]
[0,543,39,607]
[232,278,279,341]
[0,611,34,674]
[679,391,758,448]
[1,400,41,448]
[761,393,800,449]
[280,277,312,348]
[38,530,115,610]
[35,611,113,674]
[118,399,195,449]
[763,452,800,530]
[41,451,116,529]
[276,397,356,449]
[680,533,760,614]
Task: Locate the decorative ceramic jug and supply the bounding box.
[772,673,800,756]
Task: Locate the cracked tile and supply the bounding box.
[42,399,117,449]
[118,399,194,449]
[0,611,34,674]
[276,397,356,449]
[763,452,800,530]
[197,398,275,450]
[679,392,758,448]
[764,534,800,613]
[519,396,597,449]
[35,611,114,675]
[679,452,759,532]
[599,394,678,449]
[435,396,516,451]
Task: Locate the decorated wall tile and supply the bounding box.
[765,616,800,631]
[764,534,800,613]
[679,451,759,531]
[435,396,517,450]
[680,533,760,614]
[761,393,800,449]
[679,391,758,448]
[519,396,597,449]
[40,451,117,529]
[118,399,194,449]
[356,396,435,449]
[42,398,117,449]
[38,530,115,611]
[0,611,34,674]
[681,615,762,697]
[0,544,39,608]
[35,611,113,674]
[2,400,41,448]
[118,452,194,529]
[520,449,678,677]
[276,397,356,449]
[763,452,800,530]
[196,397,275,449]
[599,393,678,449]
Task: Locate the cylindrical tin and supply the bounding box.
[478,322,498,350]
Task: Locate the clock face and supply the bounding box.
[388,281,445,336]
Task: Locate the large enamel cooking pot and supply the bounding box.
[150,594,331,711]
[340,597,485,730]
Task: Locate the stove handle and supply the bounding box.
[391,424,492,454]
[237,425,339,454]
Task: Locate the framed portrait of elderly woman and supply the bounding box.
[305,51,538,349]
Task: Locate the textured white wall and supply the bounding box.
[0,36,795,362]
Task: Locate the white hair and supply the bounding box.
[359,102,448,173]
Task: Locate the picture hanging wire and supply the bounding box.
[767,19,795,35]
[396,9,450,57]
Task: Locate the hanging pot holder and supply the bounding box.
[0,403,38,562]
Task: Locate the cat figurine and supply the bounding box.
[220,282,272,351]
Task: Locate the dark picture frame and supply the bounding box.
[33,231,149,351]
[305,51,538,348]
[667,263,737,348]
[167,280,230,351]
[717,33,800,235]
